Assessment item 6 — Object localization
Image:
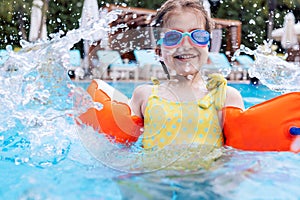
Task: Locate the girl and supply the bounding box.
[130,0,244,150]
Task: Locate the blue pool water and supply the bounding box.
[78,81,281,109]
[229,83,281,108]
[2,8,300,198]
[2,79,299,200]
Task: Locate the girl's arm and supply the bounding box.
[224,86,245,110]
[130,84,152,118]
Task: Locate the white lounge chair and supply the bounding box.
[0,49,9,65]
[97,50,138,81]
[202,52,232,78]
[133,49,165,80]
[69,49,81,68]
[68,49,83,79]
[233,55,254,80]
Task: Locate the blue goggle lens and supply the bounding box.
[191,30,210,45]
[164,31,182,46]
[159,30,210,47]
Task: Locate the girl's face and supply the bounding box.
[160,8,209,77]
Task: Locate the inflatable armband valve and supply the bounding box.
[223,92,300,152]
[79,80,143,144]
[290,127,300,135]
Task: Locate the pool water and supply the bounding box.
[2,80,300,200]
[77,81,281,108]
[229,83,281,108]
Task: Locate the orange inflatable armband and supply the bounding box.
[223,92,300,152]
[79,80,143,144]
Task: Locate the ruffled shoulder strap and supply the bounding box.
[199,73,227,110]
[151,77,160,96]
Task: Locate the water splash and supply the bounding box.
[0,10,122,168]
[233,42,300,93]
[1,7,298,171]
[1,9,217,172]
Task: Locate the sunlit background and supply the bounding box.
[1,0,299,53]
[1,1,300,199]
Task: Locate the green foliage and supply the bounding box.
[0,0,85,49]
[97,0,164,9]
[0,0,298,52]
[48,0,83,34]
[0,0,164,49]
[122,0,165,9]
[214,0,300,51]
[0,0,31,49]
[214,0,269,50]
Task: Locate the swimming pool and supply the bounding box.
[77,80,281,109]
[3,80,298,199]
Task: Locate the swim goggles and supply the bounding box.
[157,29,210,48]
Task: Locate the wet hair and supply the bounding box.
[151,0,213,34]
[150,0,213,79]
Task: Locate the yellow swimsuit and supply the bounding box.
[142,74,227,150]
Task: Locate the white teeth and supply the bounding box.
[176,55,195,59]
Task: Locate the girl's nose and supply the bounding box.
[181,36,192,48]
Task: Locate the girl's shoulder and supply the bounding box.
[134,83,153,92]
[225,85,245,109]
[226,85,239,94]
[131,83,155,117]
[132,84,153,99]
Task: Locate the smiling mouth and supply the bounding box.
[174,54,197,60]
